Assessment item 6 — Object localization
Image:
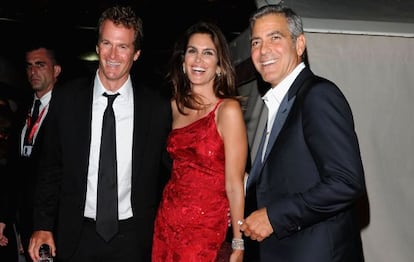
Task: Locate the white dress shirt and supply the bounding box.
[84,71,134,220]
[20,90,52,156]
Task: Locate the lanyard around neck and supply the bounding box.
[25,105,47,145]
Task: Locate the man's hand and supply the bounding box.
[240,208,273,242]
[28,230,56,261]
[0,222,9,246]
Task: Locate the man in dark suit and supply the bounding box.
[0,41,62,262]
[28,5,171,262]
[240,4,366,262]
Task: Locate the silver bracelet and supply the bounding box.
[231,238,245,250]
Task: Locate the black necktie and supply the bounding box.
[24,99,41,145]
[31,99,41,123]
[96,93,119,242]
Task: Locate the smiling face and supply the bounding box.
[96,20,141,91]
[250,13,305,87]
[183,33,220,90]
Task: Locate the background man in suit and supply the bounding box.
[0,41,61,262]
[18,41,62,262]
[28,5,171,262]
[240,4,366,261]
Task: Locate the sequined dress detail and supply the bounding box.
[152,100,229,261]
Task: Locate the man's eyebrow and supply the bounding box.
[27,61,47,65]
[268,30,284,37]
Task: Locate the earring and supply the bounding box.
[183,65,186,74]
[216,71,222,77]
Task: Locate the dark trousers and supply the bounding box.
[19,223,33,262]
[0,223,19,262]
[62,217,140,262]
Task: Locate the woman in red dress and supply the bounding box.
[152,22,247,262]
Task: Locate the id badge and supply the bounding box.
[23,145,33,157]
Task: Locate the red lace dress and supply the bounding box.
[152,100,230,262]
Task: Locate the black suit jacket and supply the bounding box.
[32,75,172,260]
[4,91,49,244]
[246,67,366,262]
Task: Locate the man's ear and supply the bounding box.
[133,50,141,61]
[296,34,306,57]
[54,65,62,78]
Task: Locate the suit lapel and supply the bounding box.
[262,95,296,162]
[246,68,315,190]
[131,82,150,179]
[75,81,95,180]
[246,95,296,189]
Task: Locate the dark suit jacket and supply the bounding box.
[246,67,366,262]
[32,75,172,260]
[14,115,47,252]
[5,90,49,254]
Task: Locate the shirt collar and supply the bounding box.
[262,62,306,107]
[35,90,52,108]
[93,70,133,102]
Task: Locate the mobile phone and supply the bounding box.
[38,244,53,262]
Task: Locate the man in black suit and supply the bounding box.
[0,41,61,262]
[28,5,171,262]
[240,4,366,261]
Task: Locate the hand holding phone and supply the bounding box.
[38,244,53,262]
